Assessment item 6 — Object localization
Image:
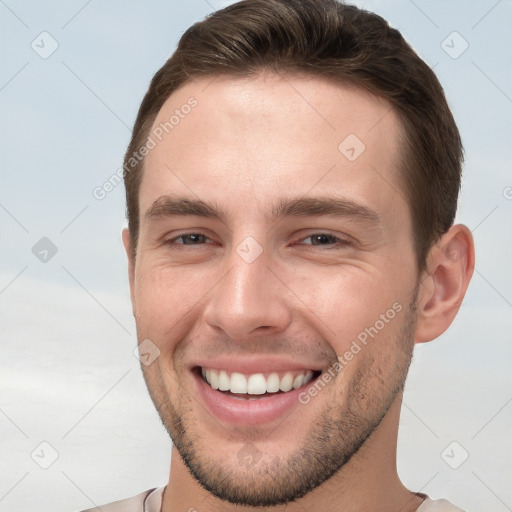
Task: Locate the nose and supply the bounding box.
[202,244,293,340]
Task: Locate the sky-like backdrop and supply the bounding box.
[1,1,511,510]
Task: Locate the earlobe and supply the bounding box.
[414,224,475,344]
[122,228,137,317]
[122,228,132,258]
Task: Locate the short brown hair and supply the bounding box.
[123,0,463,272]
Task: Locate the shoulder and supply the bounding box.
[78,486,165,512]
[418,497,466,511]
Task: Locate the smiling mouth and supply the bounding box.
[194,366,322,400]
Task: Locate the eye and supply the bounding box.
[299,233,350,247]
[169,233,211,245]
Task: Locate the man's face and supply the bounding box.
[128,73,420,506]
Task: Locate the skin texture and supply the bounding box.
[123,73,475,512]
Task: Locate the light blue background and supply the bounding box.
[1,1,511,510]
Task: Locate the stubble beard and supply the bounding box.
[141,295,418,507]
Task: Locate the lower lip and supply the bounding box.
[194,369,318,426]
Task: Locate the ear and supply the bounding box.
[122,228,137,317]
[414,224,475,344]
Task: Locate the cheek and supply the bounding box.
[287,265,409,354]
[133,262,215,349]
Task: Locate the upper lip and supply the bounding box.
[191,356,324,375]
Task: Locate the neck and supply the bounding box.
[162,394,424,512]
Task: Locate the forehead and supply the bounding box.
[140,72,407,224]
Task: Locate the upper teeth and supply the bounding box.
[201,368,315,395]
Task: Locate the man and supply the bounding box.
[84,0,475,510]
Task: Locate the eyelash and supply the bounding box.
[166,232,351,248]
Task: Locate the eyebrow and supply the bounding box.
[272,197,381,226]
[145,196,223,221]
[144,195,381,227]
